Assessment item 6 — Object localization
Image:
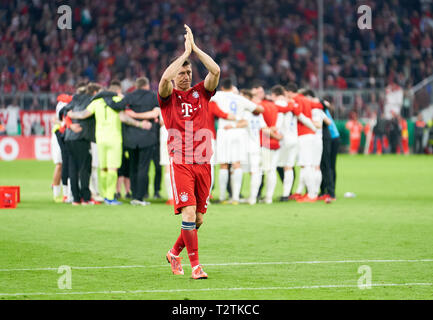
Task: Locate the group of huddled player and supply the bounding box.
[50,77,339,206]
[196,79,340,206]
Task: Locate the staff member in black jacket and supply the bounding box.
[105,77,160,206]
[63,83,101,205]
[318,99,334,201]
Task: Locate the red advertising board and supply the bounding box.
[0,136,52,161]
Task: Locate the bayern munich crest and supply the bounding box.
[180,192,189,202]
[192,91,199,99]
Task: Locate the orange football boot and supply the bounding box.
[296,196,317,203]
[191,265,208,279]
[166,250,184,275]
[288,193,302,200]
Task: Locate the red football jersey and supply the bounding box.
[275,99,296,114]
[292,93,315,136]
[259,99,280,150]
[310,98,323,110]
[158,81,215,164]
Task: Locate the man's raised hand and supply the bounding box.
[184,26,193,55]
[184,24,196,51]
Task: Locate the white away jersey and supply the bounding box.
[275,99,297,143]
[312,108,327,138]
[211,91,258,129]
[243,112,267,153]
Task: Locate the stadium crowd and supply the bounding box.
[1,0,433,98]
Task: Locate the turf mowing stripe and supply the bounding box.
[0,282,432,297]
[1,259,433,272]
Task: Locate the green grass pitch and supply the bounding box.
[0,155,432,300]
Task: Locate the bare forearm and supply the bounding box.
[262,128,282,140]
[129,108,159,120]
[193,45,220,76]
[194,45,220,91]
[236,120,248,128]
[159,52,190,98]
[298,114,317,132]
[68,110,91,120]
[119,112,143,128]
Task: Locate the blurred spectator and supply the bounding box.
[0,120,6,135]
[30,120,44,135]
[345,112,363,154]
[0,0,432,96]
[373,112,388,154]
[389,111,403,153]
[399,115,409,154]
[384,81,404,120]
[427,118,433,154]
[414,113,426,154]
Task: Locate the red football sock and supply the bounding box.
[182,228,199,268]
[171,232,185,256]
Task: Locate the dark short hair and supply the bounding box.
[298,88,315,97]
[285,82,298,93]
[76,81,88,94]
[135,77,149,88]
[251,80,264,89]
[305,89,315,97]
[169,56,192,67]
[221,78,232,90]
[77,81,88,89]
[298,88,308,95]
[110,80,122,88]
[86,83,102,95]
[240,89,253,99]
[271,85,285,96]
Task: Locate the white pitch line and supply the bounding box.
[0,282,432,297]
[1,258,433,272]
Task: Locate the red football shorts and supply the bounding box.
[169,158,211,215]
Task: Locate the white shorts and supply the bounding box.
[91,142,99,168]
[242,151,261,173]
[277,138,298,168]
[51,134,62,164]
[312,135,323,166]
[298,134,315,166]
[216,129,248,164]
[160,126,170,166]
[261,147,280,172]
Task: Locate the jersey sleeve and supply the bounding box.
[210,101,229,119]
[196,81,216,100]
[105,96,124,111]
[157,91,173,109]
[276,101,294,114]
[312,108,325,122]
[311,100,323,110]
[239,95,258,113]
[86,100,98,114]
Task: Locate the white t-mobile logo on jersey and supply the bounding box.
[182,103,193,117]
